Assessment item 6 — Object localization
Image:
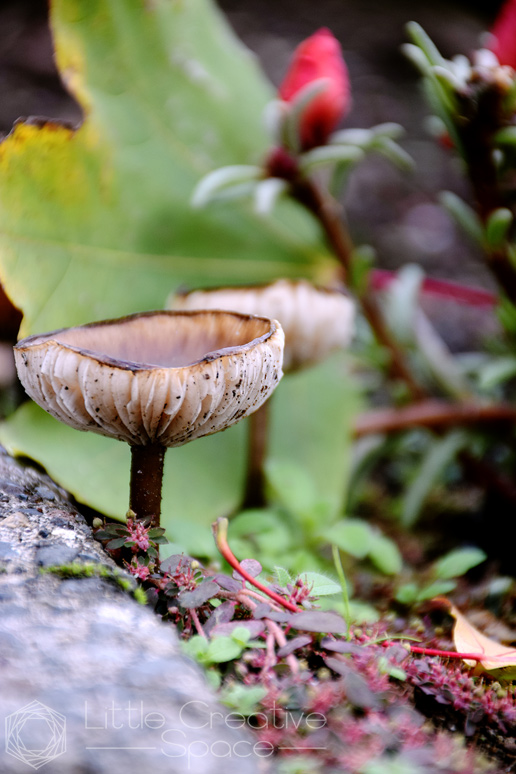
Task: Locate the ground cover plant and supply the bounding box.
[3,0,516,770]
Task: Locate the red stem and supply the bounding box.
[353,399,516,438]
[370,270,496,308]
[212,517,299,613]
[408,645,483,661]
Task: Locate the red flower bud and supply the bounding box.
[278,28,350,150]
[490,0,516,70]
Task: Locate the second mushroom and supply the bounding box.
[169,279,355,507]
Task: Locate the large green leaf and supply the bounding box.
[0,0,329,336]
[0,0,355,545]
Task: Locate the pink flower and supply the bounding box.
[278,28,350,150]
[127,561,151,581]
[490,0,516,69]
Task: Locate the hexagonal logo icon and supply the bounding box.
[5,700,66,769]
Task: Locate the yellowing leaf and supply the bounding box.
[437,597,516,679]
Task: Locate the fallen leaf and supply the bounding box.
[436,596,516,679]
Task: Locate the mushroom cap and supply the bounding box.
[169,279,354,372]
[14,310,284,447]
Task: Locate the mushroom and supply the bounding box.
[169,279,354,506]
[14,310,285,529]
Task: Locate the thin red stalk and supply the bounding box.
[408,645,484,660]
[212,518,299,613]
[190,608,207,638]
[262,630,277,676]
[370,269,496,308]
[266,618,300,675]
[353,399,516,438]
[244,588,284,612]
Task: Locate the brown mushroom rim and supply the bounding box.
[15,310,280,371]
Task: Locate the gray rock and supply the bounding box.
[35,543,79,567]
[0,448,270,774]
[0,540,15,559]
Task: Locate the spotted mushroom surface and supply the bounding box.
[14,310,284,446]
[170,279,355,372]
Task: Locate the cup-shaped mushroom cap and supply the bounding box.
[169,279,354,372]
[14,310,284,447]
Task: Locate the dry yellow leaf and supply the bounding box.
[435,596,516,680]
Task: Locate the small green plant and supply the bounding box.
[395,547,487,605]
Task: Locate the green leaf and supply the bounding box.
[401,43,432,75]
[416,579,456,601]
[298,571,341,597]
[485,208,513,249]
[478,356,516,390]
[371,122,405,140]
[253,178,288,217]
[0,0,352,539]
[229,509,292,561]
[405,22,446,68]
[299,145,363,173]
[324,519,374,559]
[105,537,129,549]
[191,165,260,207]
[230,626,252,646]
[431,66,462,100]
[274,566,293,587]
[330,128,374,146]
[401,430,468,527]
[368,534,402,575]
[182,635,209,662]
[371,137,414,172]
[384,264,424,345]
[439,191,483,245]
[219,684,268,715]
[415,312,472,399]
[395,583,419,605]
[494,126,516,146]
[206,636,244,663]
[265,459,320,521]
[433,547,487,580]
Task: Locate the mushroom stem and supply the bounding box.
[241,399,270,509]
[129,444,166,529]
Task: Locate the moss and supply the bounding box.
[40,561,142,600]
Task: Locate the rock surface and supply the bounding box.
[0,449,270,773]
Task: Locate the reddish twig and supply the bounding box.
[408,645,483,660]
[212,518,299,613]
[383,640,484,661]
[292,177,426,399]
[266,617,300,675]
[353,399,516,438]
[190,607,207,638]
